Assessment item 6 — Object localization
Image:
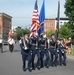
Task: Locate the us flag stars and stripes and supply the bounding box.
[30,0,40,37]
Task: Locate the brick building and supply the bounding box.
[0,13,12,40]
[44,18,69,32]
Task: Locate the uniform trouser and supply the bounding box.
[59,52,66,65]
[21,51,28,69]
[50,48,58,66]
[40,46,50,67]
[31,45,35,69]
[27,51,32,69]
[31,45,41,69]
[0,44,3,53]
[40,50,44,68]
[32,49,41,68]
[44,50,50,66]
[9,44,14,52]
[21,50,32,69]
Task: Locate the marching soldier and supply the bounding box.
[30,30,41,70]
[39,32,50,68]
[49,34,58,67]
[19,34,32,72]
[57,39,67,66]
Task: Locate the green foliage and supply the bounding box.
[46,29,55,37]
[64,0,74,22]
[15,28,30,40]
[64,0,74,31]
[59,23,72,39]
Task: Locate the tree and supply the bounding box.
[64,0,74,30]
[59,23,72,39]
[46,29,55,37]
[15,28,30,40]
[24,28,30,35]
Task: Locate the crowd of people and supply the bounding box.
[0,30,73,72]
[19,30,72,72]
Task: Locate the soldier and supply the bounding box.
[49,34,58,67]
[0,37,3,53]
[39,32,50,68]
[57,39,67,66]
[19,34,32,72]
[30,30,41,70]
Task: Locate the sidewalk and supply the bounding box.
[67,54,74,60]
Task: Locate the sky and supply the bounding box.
[0,0,66,28]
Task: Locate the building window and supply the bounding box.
[64,22,66,24]
[48,22,50,26]
[52,22,54,26]
[60,22,62,23]
[44,23,47,26]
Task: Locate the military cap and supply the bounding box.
[32,30,36,32]
[51,34,55,36]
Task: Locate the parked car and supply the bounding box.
[3,41,8,45]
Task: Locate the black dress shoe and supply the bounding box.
[23,68,26,71]
[32,67,35,70]
[28,68,32,72]
[60,64,62,66]
[54,64,57,67]
[63,63,66,66]
[41,65,44,68]
[51,64,54,67]
[37,66,40,70]
[45,65,49,68]
[1,51,3,53]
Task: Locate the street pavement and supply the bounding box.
[0,42,74,75]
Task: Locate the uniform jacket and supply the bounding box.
[57,43,66,53]
[20,38,31,53]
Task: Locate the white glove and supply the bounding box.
[48,39,50,43]
[24,47,28,50]
[36,32,38,36]
[43,34,46,38]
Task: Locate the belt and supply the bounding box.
[50,46,55,48]
[32,44,36,45]
[41,44,45,46]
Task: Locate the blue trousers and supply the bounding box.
[21,50,28,69]
[21,50,32,69]
[32,49,41,67]
[49,47,58,66]
[59,51,66,65]
[31,45,41,69]
[40,46,50,67]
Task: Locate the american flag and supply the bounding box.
[8,30,13,38]
[30,0,40,37]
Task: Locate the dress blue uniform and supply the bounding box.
[20,37,32,72]
[30,35,41,70]
[49,38,58,67]
[39,35,50,68]
[57,40,66,66]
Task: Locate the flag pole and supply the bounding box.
[55,0,60,39]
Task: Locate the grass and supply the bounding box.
[71,45,74,55]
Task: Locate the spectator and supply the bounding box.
[0,37,3,53]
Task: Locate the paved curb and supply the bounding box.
[67,55,74,60]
